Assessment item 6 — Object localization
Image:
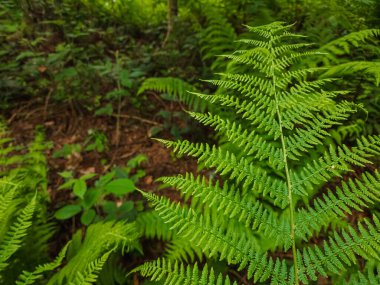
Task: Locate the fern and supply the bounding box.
[69,250,113,285]
[198,6,237,72]
[135,258,237,285]
[138,77,208,111]
[320,61,380,86]
[0,193,36,273]
[16,242,70,285]
[136,22,380,284]
[137,210,175,241]
[319,29,380,60]
[47,221,140,284]
[137,208,203,263]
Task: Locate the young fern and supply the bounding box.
[69,250,113,285]
[16,242,70,285]
[135,22,380,284]
[47,221,140,285]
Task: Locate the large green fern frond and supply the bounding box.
[137,22,380,285]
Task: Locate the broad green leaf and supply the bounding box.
[105,178,135,196]
[58,171,73,179]
[80,173,96,181]
[58,179,75,190]
[55,205,82,220]
[96,171,115,187]
[74,180,87,198]
[83,188,102,208]
[80,209,96,225]
[103,201,117,214]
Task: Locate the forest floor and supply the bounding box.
[4,95,203,240]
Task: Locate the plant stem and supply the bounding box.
[114,51,121,146]
[271,57,299,285]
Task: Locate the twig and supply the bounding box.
[7,100,36,124]
[146,90,167,108]
[112,114,161,126]
[133,272,139,285]
[43,87,53,121]
[228,269,249,285]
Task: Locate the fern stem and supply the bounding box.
[271,58,300,285]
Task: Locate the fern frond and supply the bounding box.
[321,61,380,85]
[165,238,204,263]
[156,139,288,207]
[278,67,327,85]
[159,174,291,249]
[47,222,140,284]
[198,7,237,72]
[136,209,202,262]
[16,242,70,285]
[341,261,380,285]
[138,22,380,284]
[0,184,18,233]
[296,171,380,241]
[140,191,289,284]
[190,91,281,138]
[138,77,207,111]
[69,250,112,285]
[187,112,283,169]
[297,215,380,283]
[292,135,380,194]
[135,258,237,285]
[136,210,174,241]
[0,195,36,272]
[320,29,380,56]
[285,102,358,161]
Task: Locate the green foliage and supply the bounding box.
[139,77,207,111]
[0,192,36,273]
[135,258,236,285]
[197,6,237,72]
[53,129,109,159]
[48,221,141,285]
[0,121,141,284]
[309,28,380,138]
[136,22,380,284]
[55,154,147,225]
[69,250,113,285]
[16,242,70,285]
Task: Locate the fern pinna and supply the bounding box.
[135,22,380,285]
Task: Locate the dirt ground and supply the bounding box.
[5,94,205,212]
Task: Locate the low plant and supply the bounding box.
[0,122,141,284]
[94,51,146,145]
[55,154,148,225]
